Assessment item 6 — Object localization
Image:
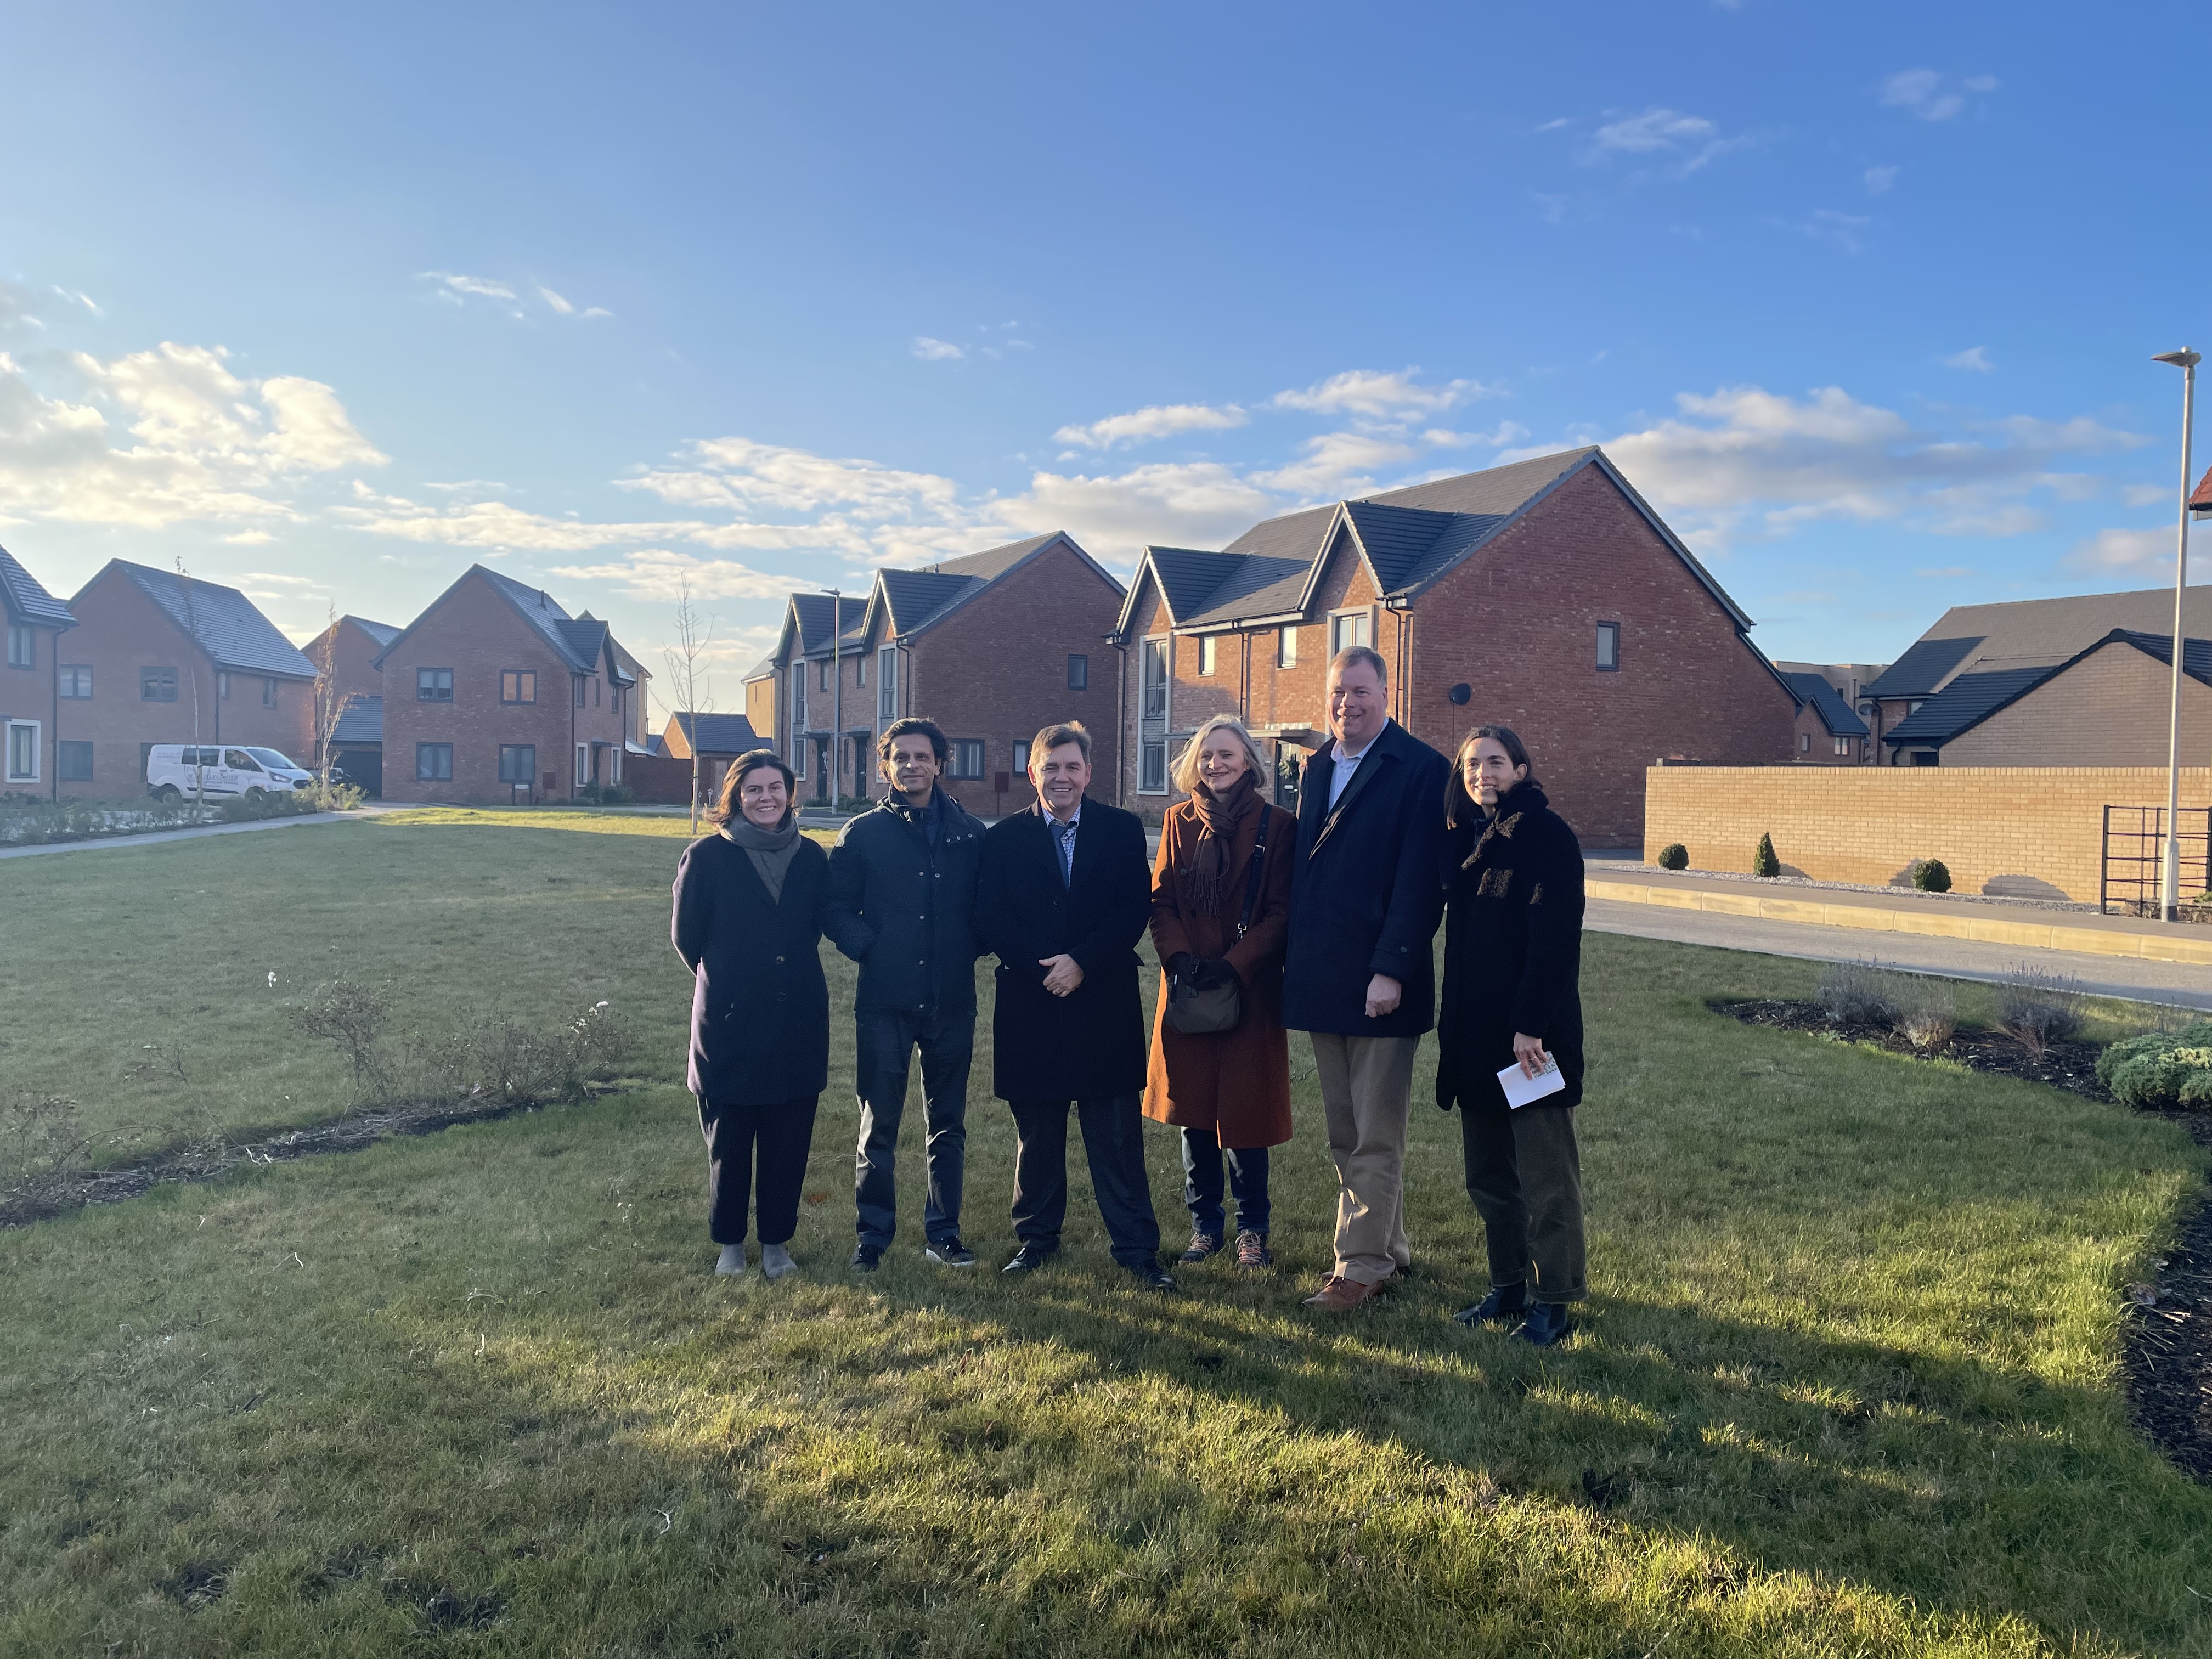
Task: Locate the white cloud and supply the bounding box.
[1578,108,1753,177]
[626,437,963,520]
[51,287,100,317]
[548,549,797,602]
[996,462,1276,563]
[1053,402,1248,450]
[1943,346,1994,373]
[224,529,276,545]
[0,280,42,334]
[1864,166,1899,195]
[1270,368,1496,420]
[422,271,518,303]
[1252,431,1421,499]
[2123,483,2171,507]
[1600,383,2147,551]
[1879,70,1995,122]
[911,337,965,361]
[2063,526,2184,579]
[0,342,384,528]
[538,286,574,315]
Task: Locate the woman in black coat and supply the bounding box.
[670,749,830,1282]
[1435,725,1587,1346]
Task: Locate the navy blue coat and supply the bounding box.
[670,833,831,1105]
[1280,720,1449,1039]
[823,791,985,1017]
[974,798,1152,1101]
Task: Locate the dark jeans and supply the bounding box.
[699,1094,820,1246]
[1460,1104,1586,1304]
[854,1006,973,1249]
[1178,1127,1271,1239]
[1008,1094,1161,1268]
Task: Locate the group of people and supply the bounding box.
[668,644,1591,1344]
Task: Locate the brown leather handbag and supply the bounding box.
[1164,811,1271,1036]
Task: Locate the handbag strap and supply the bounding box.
[1231,808,1271,942]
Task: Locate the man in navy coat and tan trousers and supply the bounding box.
[975,720,1174,1290]
[1282,646,1448,1311]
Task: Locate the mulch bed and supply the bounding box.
[0,1093,549,1231]
[1715,997,2212,1485]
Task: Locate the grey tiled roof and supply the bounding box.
[1147,548,1246,622]
[331,695,383,744]
[928,531,1060,582]
[1870,586,2212,701]
[109,560,316,678]
[557,618,633,682]
[1865,636,1984,699]
[0,543,74,628]
[1881,668,2059,745]
[2110,629,2212,685]
[877,568,978,634]
[671,712,761,753]
[348,616,402,648]
[1341,502,1457,590]
[1782,672,1871,738]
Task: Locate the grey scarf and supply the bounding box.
[720,812,802,903]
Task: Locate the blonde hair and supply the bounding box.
[1171,715,1269,794]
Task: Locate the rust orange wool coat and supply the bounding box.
[1141,797,1297,1148]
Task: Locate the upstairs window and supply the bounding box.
[417,667,454,702]
[1140,639,1168,720]
[878,648,898,719]
[59,665,92,699]
[262,677,278,708]
[142,667,178,703]
[501,670,537,704]
[1595,622,1621,672]
[1329,611,1371,656]
[1067,653,1088,691]
[1278,627,1298,669]
[1834,736,1851,757]
[5,622,31,669]
[855,652,867,688]
[1198,637,1217,676]
[790,665,808,730]
[820,659,831,692]
[218,671,231,700]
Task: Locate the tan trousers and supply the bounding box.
[1311,1032,1417,1285]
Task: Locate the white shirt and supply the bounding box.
[1327,721,1389,810]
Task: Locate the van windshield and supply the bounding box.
[245,748,297,770]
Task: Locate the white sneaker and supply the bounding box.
[761,1243,797,1280]
[715,1244,746,1277]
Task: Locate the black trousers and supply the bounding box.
[1007,1094,1161,1268]
[1459,1103,1586,1304]
[699,1094,820,1246]
[853,1006,973,1249]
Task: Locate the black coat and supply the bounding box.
[823,790,985,1017]
[1281,720,1450,1038]
[974,798,1151,1101]
[670,832,831,1105]
[1435,782,1585,1113]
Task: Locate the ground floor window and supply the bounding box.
[574,743,590,785]
[499,744,537,785]
[791,740,808,778]
[948,739,985,780]
[5,720,37,782]
[1141,740,1167,793]
[58,740,93,782]
[416,743,453,782]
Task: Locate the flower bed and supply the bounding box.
[0,788,356,847]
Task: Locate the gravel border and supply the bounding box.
[1605,864,2107,915]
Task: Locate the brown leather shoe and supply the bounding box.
[1302,1274,1376,1311]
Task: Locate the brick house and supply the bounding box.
[658,710,763,806]
[768,532,1125,812]
[2,544,77,798]
[742,656,778,749]
[371,565,642,805]
[1108,447,1796,847]
[1779,670,1874,764]
[55,559,317,799]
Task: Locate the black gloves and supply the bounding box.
[1190,957,1239,991]
[1166,952,1199,981]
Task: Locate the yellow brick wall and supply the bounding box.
[1644,765,2212,901]
[1942,647,2212,766]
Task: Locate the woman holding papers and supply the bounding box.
[1435,726,1587,1345]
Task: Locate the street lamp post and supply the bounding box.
[830,589,843,810]
[2153,349,2199,921]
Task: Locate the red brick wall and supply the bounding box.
[1405,467,1795,845]
[905,540,1124,814]
[379,572,628,805]
[2,619,67,790]
[302,617,388,711]
[1789,701,1863,765]
[53,567,314,799]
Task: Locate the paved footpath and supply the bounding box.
[0,806,403,862]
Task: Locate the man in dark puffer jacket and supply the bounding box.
[825,719,986,1271]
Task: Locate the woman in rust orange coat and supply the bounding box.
[1143,714,1297,1268]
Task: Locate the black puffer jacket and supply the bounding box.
[1435,781,1586,1113]
[824,790,986,1017]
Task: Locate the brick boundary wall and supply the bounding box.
[1644,765,2212,902]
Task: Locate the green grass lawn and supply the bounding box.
[3,812,2210,1657]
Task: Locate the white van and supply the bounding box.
[146,744,314,801]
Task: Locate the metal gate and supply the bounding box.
[2100,805,2212,917]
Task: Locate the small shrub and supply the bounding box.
[1752,833,1780,878]
[577,782,639,806]
[1910,858,1953,893]
[1894,977,1957,1049]
[0,1088,91,1200]
[293,981,388,1097]
[1815,960,1899,1026]
[1995,966,2085,1056]
[2097,1020,2212,1109]
[1656,843,1689,871]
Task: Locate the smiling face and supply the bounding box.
[883,734,941,803]
[1030,741,1090,819]
[738,765,789,827]
[1197,728,1250,792]
[1463,737,1526,808]
[1326,657,1386,751]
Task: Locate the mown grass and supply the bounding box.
[2,814,2210,1656]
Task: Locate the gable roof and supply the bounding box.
[862,531,1123,647]
[0,543,75,629]
[94,560,315,678]
[370,565,620,676]
[1867,586,2212,702]
[2192,465,2212,516]
[668,712,761,754]
[1112,445,1756,639]
[330,695,383,744]
[345,616,402,649]
[1883,628,2212,750]
[1782,672,1871,738]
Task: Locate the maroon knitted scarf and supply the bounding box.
[1186,771,1260,917]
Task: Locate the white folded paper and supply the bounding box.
[1497,1053,1565,1109]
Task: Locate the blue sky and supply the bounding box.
[3,1,2208,699]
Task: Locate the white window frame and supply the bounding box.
[878,647,898,719]
[1328,609,1372,657]
[1198,636,1217,676]
[1278,627,1298,669]
[5,719,40,782]
[575,743,590,786]
[1834,735,1850,757]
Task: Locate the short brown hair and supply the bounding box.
[1029,721,1091,765]
[707,748,794,825]
[1329,645,1387,687]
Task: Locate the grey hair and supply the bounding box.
[1170,714,1269,794]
